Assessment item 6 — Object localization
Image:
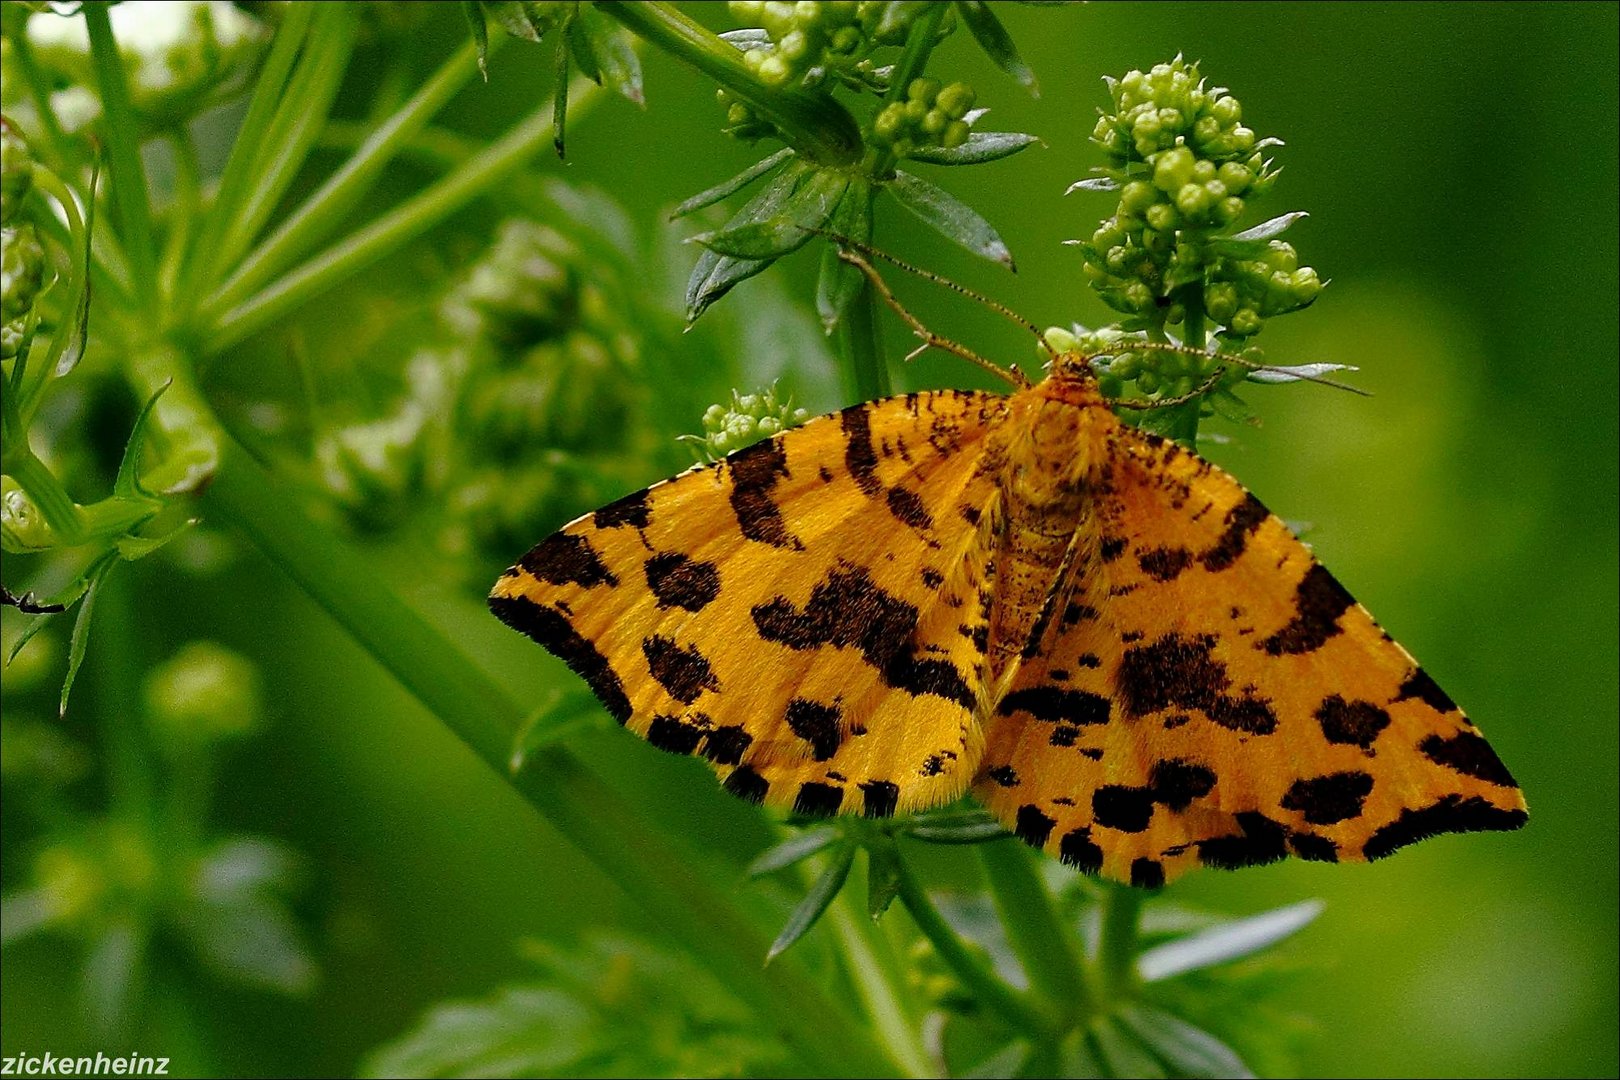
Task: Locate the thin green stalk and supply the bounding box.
[4,448,85,543]
[179,0,314,302]
[210,5,359,287]
[840,277,892,400]
[6,27,74,175]
[597,0,862,165]
[864,3,947,178]
[978,840,1095,1022]
[828,866,936,1079]
[198,440,900,1078]
[83,2,158,307]
[204,76,605,354]
[91,569,158,833]
[203,36,489,321]
[895,855,1054,1037]
[1096,883,1144,998]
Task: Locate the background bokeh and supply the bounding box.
[2,3,1615,1078]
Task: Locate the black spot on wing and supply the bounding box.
[1260,564,1356,655]
[1394,667,1459,713]
[1015,804,1057,847]
[786,698,843,762]
[841,405,882,496]
[1130,858,1165,889]
[999,686,1111,725]
[1149,758,1217,811]
[986,764,1019,787]
[1138,546,1194,582]
[593,487,652,529]
[726,437,800,548]
[519,533,618,588]
[1099,536,1127,562]
[753,565,973,709]
[1315,694,1390,748]
[1362,795,1527,861]
[647,714,706,755]
[700,724,752,766]
[723,765,768,804]
[1280,771,1375,825]
[793,781,844,817]
[1419,731,1518,787]
[642,635,720,704]
[1059,827,1104,873]
[1198,811,1290,870]
[644,552,721,612]
[1093,785,1155,832]
[1115,632,1277,734]
[488,595,630,722]
[860,780,899,818]
[1289,832,1339,862]
[1200,492,1268,572]
[887,486,933,531]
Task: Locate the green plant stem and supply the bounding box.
[197,439,899,1078]
[865,3,947,178]
[1096,883,1144,997]
[82,2,158,309]
[204,74,604,353]
[6,26,74,175]
[5,447,85,543]
[596,0,862,166]
[202,36,489,322]
[978,840,1094,1023]
[895,855,1054,1037]
[841,277,892,400]
[828,869,936,1079]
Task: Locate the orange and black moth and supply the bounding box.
[490,353,1526,887]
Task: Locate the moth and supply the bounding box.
[489,285,1526,887]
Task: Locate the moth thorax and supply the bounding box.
[1003,397,1109,511]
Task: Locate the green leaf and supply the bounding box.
[362,986,598,1078]
[962,1041,1034,1079]
[685,163,814,321]
[53,159,98,378]
[462,1,491,77]
[865,837,902,919]
[765,842,854,964]
[815,176,871,332]
[955,1,1039,93]
[1089,1015,1167,1079]
[907,132,1042,166]
[510,688,608,771]
[483,0,569,42]
[552,33,570,159]
[113,381,169,499]
[748,827,840,877]
[1243,362,1356,385]
[570,7,644,105]
[671,148,795,220]
[1115,1005,1257,1079]
[876,1,936,39]
[887,170,1014,268]
[1066,175,1121,193]
[908,820,1011,844]
[1137,899,1323,983]
[1207,212,1309,255]
[60,553,117,718]
[181,896,317,995]
[692,169,849,260]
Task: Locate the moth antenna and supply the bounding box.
[1091,338,1371,397]
[811,228,1057,364]
[836,248,1030,389]
[1119,368,1226,411]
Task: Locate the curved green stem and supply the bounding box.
[828,861,936,1079]
[596,0,862,165]
[1096,883,1144,998]
[197,438,899,1078]
[895,854,1055,1038]
[978,840,1094,1023]
[83,2,157,309]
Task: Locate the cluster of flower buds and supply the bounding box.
[684,384,811,462]
[1,123,42,360]
[870,77,977,155]
[1075,56,1321,341]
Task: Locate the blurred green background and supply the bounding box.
[2,2,1615,1078]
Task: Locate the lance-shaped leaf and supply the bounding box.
[887,170,1014,268]
[61,552,118,718]
[908,132,1042,166]
[864,836,902,919]
[1089,1015,1167,1079]
[765,842,855,963]
[569,6,643,105]
[815,177,872,332]
[692,168,849,260]
[671,148,795,220]
[685,162,812,321]
[462,1,491,76]
[1242,362,1356,385]
[1114,1006,1256,1080]
[1066,175,1121,194]
[955,1,1038,94]
[1136,899,1323,983]
[748,827,841,877]
[1206,212,1309,256]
